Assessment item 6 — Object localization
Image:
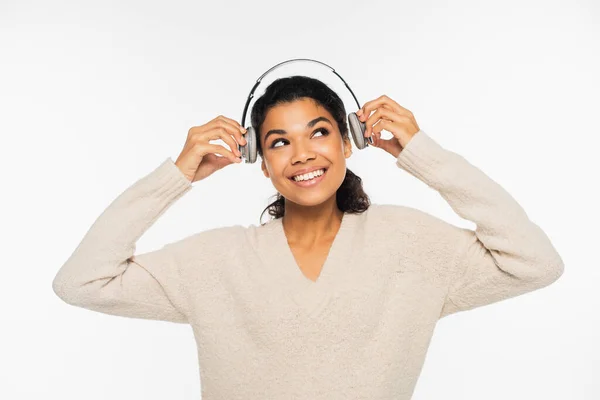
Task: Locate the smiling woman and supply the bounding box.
[51,65,564,400]
[250,76,371,224]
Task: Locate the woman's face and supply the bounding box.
[260,97,352,208]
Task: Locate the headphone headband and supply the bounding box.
[240,58,362,128]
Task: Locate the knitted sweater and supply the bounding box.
[52,130,564,399]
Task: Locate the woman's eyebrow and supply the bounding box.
[264,116,332,142]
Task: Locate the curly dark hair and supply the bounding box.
[251,75,371,225]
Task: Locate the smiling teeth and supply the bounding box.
[293,169,325,181]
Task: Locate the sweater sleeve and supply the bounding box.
[51,157,194,324]
[394,130,564,319]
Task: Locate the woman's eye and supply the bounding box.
[270,128,330,148]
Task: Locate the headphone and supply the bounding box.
[237,58,373,164]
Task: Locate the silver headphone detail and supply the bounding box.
[238,58,373,164]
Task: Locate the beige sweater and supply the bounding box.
[52,130,564,399]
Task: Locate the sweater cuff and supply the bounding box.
[395,130,451,185]
[151,157,193,195]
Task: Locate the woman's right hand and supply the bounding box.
[175,115,248,183]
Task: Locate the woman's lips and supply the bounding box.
[289,168,327,187]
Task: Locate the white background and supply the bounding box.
[1,0,598,399]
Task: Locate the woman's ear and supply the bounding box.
[261,159,270,178]
[343,137,353,159]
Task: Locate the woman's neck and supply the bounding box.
[281,203,344,246]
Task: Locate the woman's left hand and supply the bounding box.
[357,95,420,158]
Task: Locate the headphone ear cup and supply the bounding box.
[348,112,373,150]
[240,126,258,164]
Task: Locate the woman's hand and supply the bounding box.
[356,95,420,158]
[175,115,247,183]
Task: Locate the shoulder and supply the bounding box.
[166,224,247,263]
[368,203,467,267]
[369,203,461,234]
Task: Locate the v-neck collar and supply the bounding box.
[258,210,362,315]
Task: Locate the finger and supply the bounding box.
[373,131,387,150]
[214,153,236,169]
[372,119,403,139]
[207,143,240,163]
[214,115,247,133]
[372,121,400,153]
[199,125,242,158]
[218,115,248,145]
[204,153,236,171]
[358,95,413,119]
[366,129,384,150]
[371,131,381,148]
[378,95,411,115]
[359,103,394,133]
[209,116,247,147]
[216,126,243,157]
[362,106,399,137]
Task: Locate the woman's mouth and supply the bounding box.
[289,168,328,188]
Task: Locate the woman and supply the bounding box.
[52,75,564,399]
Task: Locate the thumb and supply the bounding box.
[216,155,237,169]
[371,132,384,149]
[372,133,393,155]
